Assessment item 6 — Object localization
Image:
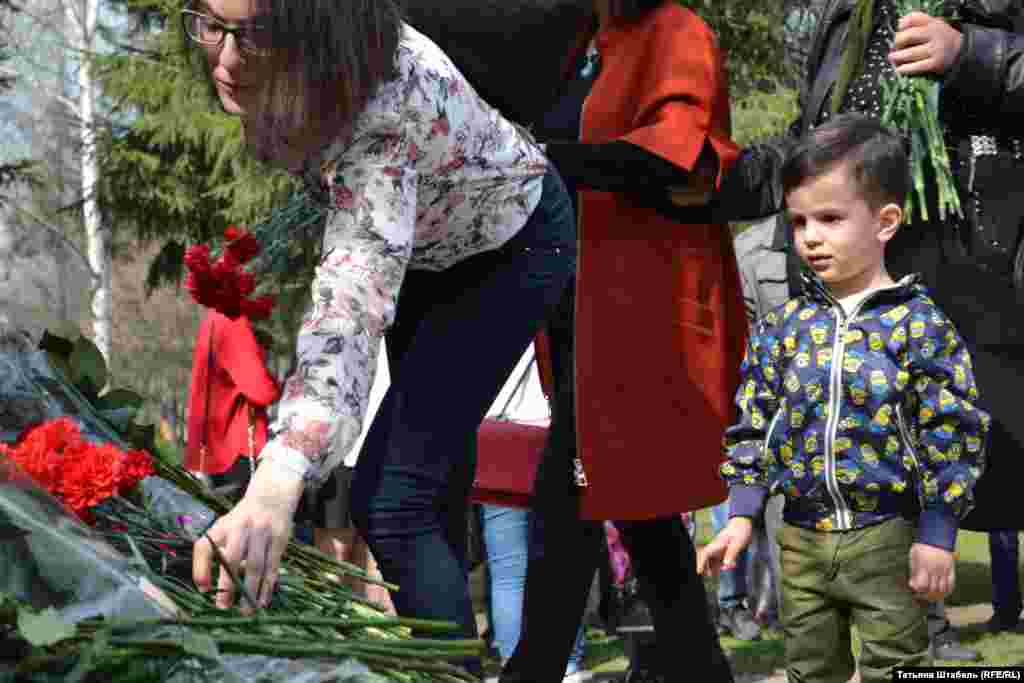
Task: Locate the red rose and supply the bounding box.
[224,225,243,242]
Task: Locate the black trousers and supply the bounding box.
[499,283,734,682]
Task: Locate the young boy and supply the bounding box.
[698,113,989,683]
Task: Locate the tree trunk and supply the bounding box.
[68,0,110,363]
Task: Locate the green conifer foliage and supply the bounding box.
[95,0,301,294]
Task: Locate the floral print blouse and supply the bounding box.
[260,24,549,486]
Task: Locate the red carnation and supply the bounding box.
[216,248,241,272]
[0,418,158,524]
[217,299,243,320]
[118,449,156,489]
[240,294,275,321]
[60,445,117,517]
[236,271,256,297]
[185,231,274,321]
[226,231,261,264]
[184,244,212,272]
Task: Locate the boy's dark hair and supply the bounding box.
[184,0,400,142]
[781,113,910,209]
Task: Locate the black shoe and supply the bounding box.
[931,628,981,662]
[717,604,761,641]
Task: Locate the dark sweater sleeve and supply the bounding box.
[544,139,692,192]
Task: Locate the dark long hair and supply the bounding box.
[186,0,401,141]
[607,0,665,23]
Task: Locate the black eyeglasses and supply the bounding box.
[181,8,273,56]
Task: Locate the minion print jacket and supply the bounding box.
[722,274,989,551]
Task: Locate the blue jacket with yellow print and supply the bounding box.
[723,273,989,551]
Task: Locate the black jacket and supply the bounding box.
[713,0,1024,229]
[399,0,593,129]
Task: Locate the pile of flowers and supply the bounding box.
[0,332,481,682]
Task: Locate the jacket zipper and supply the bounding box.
[572,78,591,490]
[817,282,901,530]
[894,403,925,510]
[571,208,588,489]
[823,306,854,529]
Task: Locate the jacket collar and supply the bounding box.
[800,270,921,309]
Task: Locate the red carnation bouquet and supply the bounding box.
[0,417,154,524]
[0,329,481,682]
[184,225,275,320]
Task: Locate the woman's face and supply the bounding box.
[195,0,273,116]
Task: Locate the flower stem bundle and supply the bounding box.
[880,0,963,222]
[0,336,483,682]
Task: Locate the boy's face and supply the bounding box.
[786,162,902,299]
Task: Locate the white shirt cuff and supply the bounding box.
[259,440,314,483]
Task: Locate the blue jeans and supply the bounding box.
[349,169,576,676]
[989,530,1022,623]
[710,500,749,610]
[482,504,585,675]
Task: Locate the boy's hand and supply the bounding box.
[890,12,963,77]
[909,543,956,603]
[697,517,754,577]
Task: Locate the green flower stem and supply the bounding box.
[102,636,482,659]
[880,0,963,223]
[101,635,481,676]
[96,615,462,635]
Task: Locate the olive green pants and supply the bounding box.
[777,517,930,683]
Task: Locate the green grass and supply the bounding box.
[473,519,1024,677]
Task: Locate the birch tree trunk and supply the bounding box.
[67,0,109,363]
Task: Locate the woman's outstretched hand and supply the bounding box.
[193,462,304,613]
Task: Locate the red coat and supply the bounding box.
[185,312,281,475]
[571,3,748,520]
